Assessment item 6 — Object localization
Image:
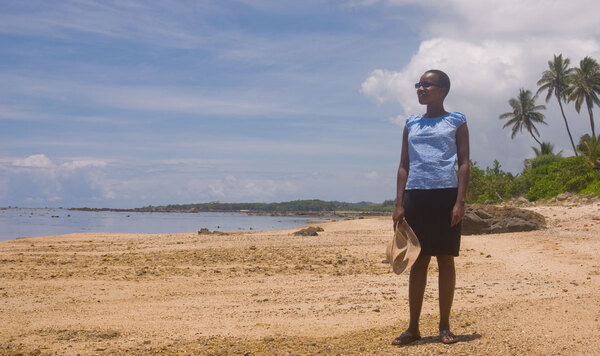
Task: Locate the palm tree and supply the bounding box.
[577,134,600,169]
[531,141,562,157]
[537,54,577,155]
[499,88,547,145]
[565,56,600,137]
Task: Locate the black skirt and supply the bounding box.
[403,188,461,256]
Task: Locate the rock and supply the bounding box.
[461,212,490,235]
[293,226,324,236]
[461,204,546,235]
[473,209,492,220]
[489,219,541,233]
[516,196,529,204]
[556,193,571,201]
[198,228,225,235]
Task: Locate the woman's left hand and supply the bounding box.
[450,202,465,226]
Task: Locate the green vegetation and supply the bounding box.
[578,134,600,169]
[467,155,600,204]
[137,199,396,214]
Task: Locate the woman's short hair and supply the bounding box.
[426,69,450,98]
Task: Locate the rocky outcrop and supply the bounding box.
[461,204,546,235]
[198,228,225,235]
[293,226,324,236]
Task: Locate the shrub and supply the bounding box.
[523,156,595,201]
[467,154,600,203]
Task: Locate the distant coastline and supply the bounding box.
[67,199,395,217]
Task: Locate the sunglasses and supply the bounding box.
[414,82,438,89]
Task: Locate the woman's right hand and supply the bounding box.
[392,206,405,227]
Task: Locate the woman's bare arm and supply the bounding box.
[393,126,410,225]
[451,123,470,226]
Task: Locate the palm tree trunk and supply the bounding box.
[587,100,596,138]
[557,98,578,156]
[531,133,542,146]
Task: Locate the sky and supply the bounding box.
[1,0,600,208]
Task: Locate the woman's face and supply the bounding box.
[416,72,446,106]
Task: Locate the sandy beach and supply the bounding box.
[1,204,599,355]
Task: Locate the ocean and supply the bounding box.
[0,208,322,242]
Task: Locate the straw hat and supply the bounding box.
[386,219,421,274]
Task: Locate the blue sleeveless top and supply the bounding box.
[405,112,466,190]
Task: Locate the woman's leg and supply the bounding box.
[393,254,431,345]
[436,255,457,343]
[407,254,431,333]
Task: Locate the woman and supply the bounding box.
[391,69,470,345]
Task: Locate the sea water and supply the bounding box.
[0,208,321,242]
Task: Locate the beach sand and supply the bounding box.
[1,204,599,355]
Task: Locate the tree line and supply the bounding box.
[136,199,396,213]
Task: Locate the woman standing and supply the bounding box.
[392,69,470,345]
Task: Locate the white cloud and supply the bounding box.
[12,154,53,168]
[425,0,600,40]
[189,176,298,203]
[361,0,600,172]
[345,0,380,8]
[0,151,397,207]
[382,0,600,39]
[364,171,379,180]
[1,155,113,206]
[61,159,107,170]
[361,69,403,104]
[0,175,8,201]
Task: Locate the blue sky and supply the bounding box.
[1,0,599,208]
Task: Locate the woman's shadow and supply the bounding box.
[405,333,482,346]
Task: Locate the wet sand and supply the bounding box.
[1,204,599,355]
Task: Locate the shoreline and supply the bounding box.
[1,209,350,243]
[1,204,599,354]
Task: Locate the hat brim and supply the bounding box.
[387,219,421,274]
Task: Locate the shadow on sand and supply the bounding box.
[398,333,482,347]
